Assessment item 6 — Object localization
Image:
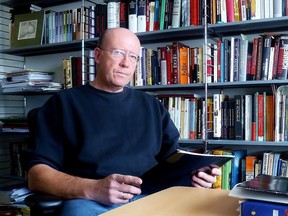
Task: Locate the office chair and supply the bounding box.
[24,108,63,216]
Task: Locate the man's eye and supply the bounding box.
[130,55,137,61]
[114,50,125,56]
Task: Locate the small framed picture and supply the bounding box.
[11,10,45,48]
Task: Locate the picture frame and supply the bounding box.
[11,10,45,48]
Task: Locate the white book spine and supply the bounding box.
[229,37,235,82]
[128,14,137,33]
[213,93,222,138]
[245,95,253,140]
[267,47,274,80]
[220,0,227,23]
[107,2,119,29]
[273,0,282,17]
[171,0,181,28]
[137,15,146,33]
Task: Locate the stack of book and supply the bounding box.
[229,174,288,215]
[1,69,62,93]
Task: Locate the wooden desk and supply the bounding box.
[100,186,241,216]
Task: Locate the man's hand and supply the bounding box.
[191,167,221,188]
[86,174,142,205]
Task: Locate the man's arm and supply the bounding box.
[28,164,142,205]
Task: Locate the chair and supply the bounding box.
[24,108,63,216]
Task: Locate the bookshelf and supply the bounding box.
[1,0,288,190]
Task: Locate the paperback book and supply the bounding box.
[141,148,234,193]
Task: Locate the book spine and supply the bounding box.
[137,0,147,32]
[276,35,288,79]
[128,0,138,33]
[171,0,181,28]
[234,95,244,140]
[261,35,272,80]
[244,95,253,140]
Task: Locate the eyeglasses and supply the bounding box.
[99,48,140,63]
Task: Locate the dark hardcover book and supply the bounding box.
[241,200,288,216]
[221,100,228,139]
[223,39,230,82]
[227,100,235,139]
[151,50,160,85]
[260,34,273,80]
[230,174,288,204]
[276,35,288,79]
[255,37,263,80]
[197,98,203,139]
[119,2,128,28]
[231,149,247,188]
[141,148,234,194]
[246,42,253,80]
[234,95,244,140]
[251,37,259,80]
[232,38,240,81]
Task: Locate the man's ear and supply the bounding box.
[94,47,101,64]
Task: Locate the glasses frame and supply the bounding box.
[98,47,140,63]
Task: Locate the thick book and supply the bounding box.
[241,200,288,216]
[141,148,234,193]
[229,174,288,204]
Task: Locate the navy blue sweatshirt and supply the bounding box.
[25,84,180,187]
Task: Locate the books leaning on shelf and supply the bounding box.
[229,174,288,204]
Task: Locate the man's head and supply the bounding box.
[92,27,141,93]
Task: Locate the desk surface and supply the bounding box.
[101,186,241,216]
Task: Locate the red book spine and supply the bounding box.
[166,45,173,85]
[258,94,264,141]
[226,0,235,22]
[251,37,259,80]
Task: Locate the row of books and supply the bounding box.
[10,4,108,48]
[131,34,288,86]
[0,70,62,93]
[62,51,96,89]
[212,148,288,190]
[109,0,288,33]
[156,86,287,141]
[107,0,197,33]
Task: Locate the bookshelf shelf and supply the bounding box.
[208,80,288,89]
[131,83,205,91]
[210,16,288,36]
[207,140,288,147]
[0,40,82,56]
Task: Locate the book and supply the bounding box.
[231,149,247,188]
[141,148,234,193]
[11,10,45,48]
[128,0,138,33]
[171,0,181,28]
[229,174,288,204]
[241,200,288,216]
[137,0,146,32]
[276,35,288,79]
[107,2,120,29]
